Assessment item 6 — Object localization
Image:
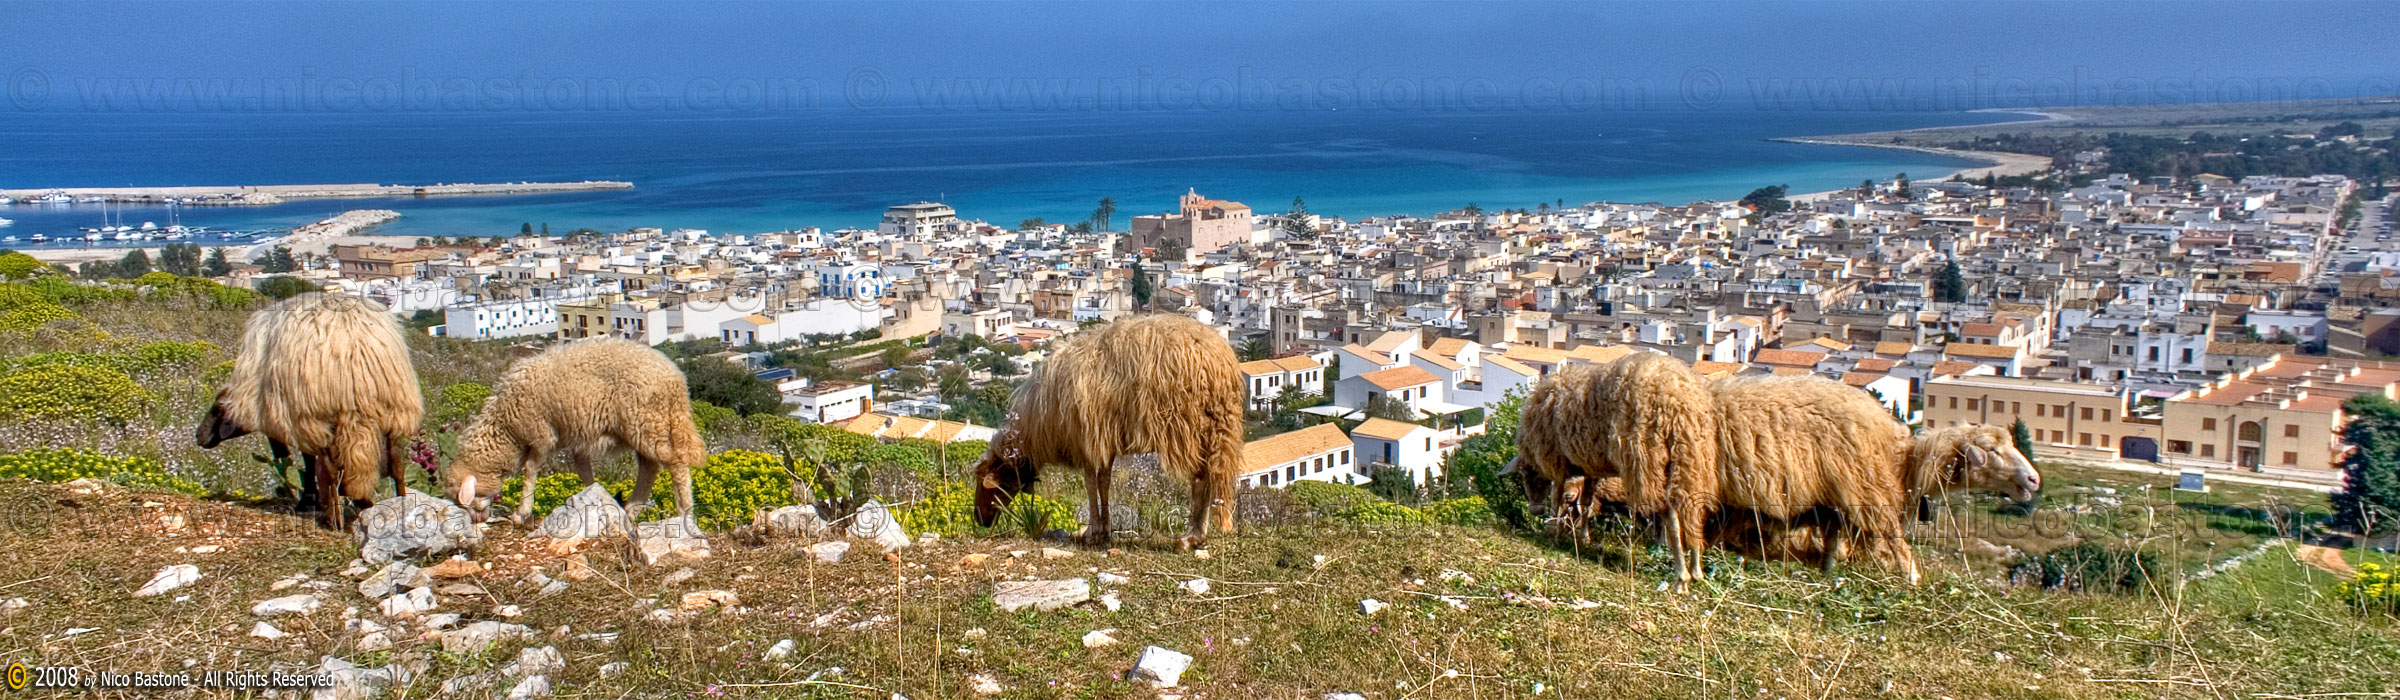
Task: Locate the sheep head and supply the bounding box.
[971,441,1040,528]
[194,393,250,448]
[445,421,513,522]
[1931,425,2041,502]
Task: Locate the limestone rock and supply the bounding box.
[441,621,534,655]
[1040,547,1073,559]
[806,541,852,564]
[1359,599,1388,616]
[847,500,911,552]
[1181,578,1212,596]
[359,562,428,599]
[378,587,437,618]
[425,558,483,580]
[540,484,631,540]
[764,639,796,660]
[1082,629,1118,648]
[679,590,740,612]
[992,578,1090,613]
[503,646,563,678]
[968,673,1003,696]
[1096,572,1130,586]
[661,567,696,587]
[1130,646,1193,688]
[629,516,710,567]
[313,655,410,700]
[765,505,832,538]
[252,594,322,617]
[134,564,201,598]
[250,622,287,640]
[354,490,483,565]
[0,598,27,616]
[598,662,629,678]
[505,676,550,699]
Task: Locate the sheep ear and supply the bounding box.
[1963,446,1989,469]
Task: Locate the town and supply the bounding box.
[202,158,2392,498]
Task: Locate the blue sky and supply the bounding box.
[6,0,2394,112]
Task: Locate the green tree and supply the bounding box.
[1236,336,1272,362]
[678,357,784,416]
[157,243,201,277]
[2011,418,2036,461]
[521,222,534,236]
[260,246,297,273]
[1157,236,1186,263]
[1439,385,1531,530]
[1933,259,1967,303]
[1128,257,1153,309]
[201,248,231,277]
[1283,197,1315,239]
[1091,197,1115,232]
[1019,217,1047,231]
[879,345,913,371]
[1363,394,1418,423]
[540,223,550,236]
[256,276,319,300]
[1739,185,1791,214]
[937,367,971,401]
[116,250,152,278]
[2333,393,2400,537]
[1894,172,1913,200]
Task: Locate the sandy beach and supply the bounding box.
[14,234,424,267]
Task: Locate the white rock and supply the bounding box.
[629,515,711,567]
[441,621,534,655]
[598,662,629,678]
[495,605,523,618]
[314,655,408,700]
[1099,591,1123,612]
[540,484,630,540]
[764,639,796,660]
[505,675,550,699]
[191,544,222,554]
[359,561,427,599]
[0,598,29,616]
[765,504,831,538]
[134,564,201,598]
[992,578,1091,613]
[1181,578,1211,596]
[661,568,696,587]
[806,540,852,564]
[504,646,563,678]
[355,632,392,652]
[252,594,322,617]
[847,500,911,552]
[1312,555,1329,570]
[1359,599,1388,616]
[1129,646,1193,688]
[1326,693,1367,700]
[1096,572,1130,586]
[1082,629,1119,648]
[968,673,1003,696]
[270,575,305,591]
[249,621,287,640]
[1040,547,1073,559]
[63,477,109,495]
[378,587,436,618]
[421,613,461,630]
[354,490,484,565]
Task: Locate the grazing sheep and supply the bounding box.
[445,337,705,524]
[195,293,423,530]
[1693,375,2040,584]
[1513,353,1718,583]
[973,314,1243,550]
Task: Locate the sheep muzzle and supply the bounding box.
[194,400,249,449]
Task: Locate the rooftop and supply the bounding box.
[1241,423,1350,473]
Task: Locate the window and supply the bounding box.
[2079,433,2092,446]
[2201,444,2216,458]
[2285,424,2300,438]
[1948,397,1958,410]
[2080,407,2094,420]
[2100,409,2113,421]
[2202,418,2217,431]
[2282,451,2297,466]
[2036,404,2046,418]
[2168,440,2192,454]
[2011,402,2022,415]
[1966,398,1980,411]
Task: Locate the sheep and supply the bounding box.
[1688,374,2040,584]
[1511,353,1718,582]
[195,292,423,530]
[445,337,705,525]
[972,314,1244,550]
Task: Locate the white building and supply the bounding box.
[878,202,959,238]
[1349,417,1448,487]
[1236,423,1357,489]
[1334,365,1444,414]
[787,380,874,424]
[444,295,587,340]
[820,262,884,300]
[1238,355,1326,411]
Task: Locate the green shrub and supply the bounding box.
[0,301,78,332]
[0,253,41,281]
[127,340,218,374]
[0,363,153,424]
[944,440,990,470]
[685,449,808,531]
[0,449,203,495]
[133,271,179,287]
[2006,541,2159,594]
[494,472,613,519]
[690,400,740,435]
[0,283,43,310]
[432,382,492,426]
[1423,496,1496,526]
[24,277,134,304]
[1287,480,1428,524]
[2336,562,2397,616]
[895,478,1079,537]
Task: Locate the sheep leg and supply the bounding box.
[572,452,597,486]
[673,463,694,521]
[512,452,542,524]
[1081,461,1114,547]
[383,433,411,499]
[310,454,345,532]
[626,456,659,521]
[1179,466,1209,552]
[1821,518,1848,575]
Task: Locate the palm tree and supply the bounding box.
[1236,337,1272,361]
[1091,197,1116,232]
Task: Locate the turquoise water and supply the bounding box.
[0,109,2023,243]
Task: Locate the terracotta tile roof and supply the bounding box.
[1754,348,1828,367]
[1944,343,2020,359]
[1483,355,1537,378]
[1426,337,1474,357]
[1842,372,1888,387]
[1929,360,1984,377]
[1350,417,1426,442]
[1771,366,1815,376]
[1238,359,1284,376]
[1271,355,1322,371]
[1360,365,1440,390]
[1339,344,1395,367]
[1792,337,1851,352]
[1960,322,2004,337]
[1692,361,1746,379]
[1365,330,1414,354]
[2206,342,2291,357]
[1242,423,1350,473]
[1852,357,1899,373]
[1873,341,1918,357]
[1569,344,1636,365]
[1503,344,1568,365]
[1409,349,1464,371]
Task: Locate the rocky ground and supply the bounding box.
[2,476,2396,699]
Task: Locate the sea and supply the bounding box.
[0,108,2031,247]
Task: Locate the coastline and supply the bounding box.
[0,180,633,206]
[1777,110,2065,202]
